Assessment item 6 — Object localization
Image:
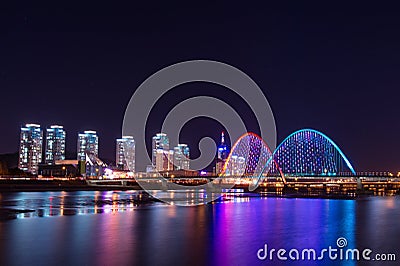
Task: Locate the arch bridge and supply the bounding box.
[220,129,356,189]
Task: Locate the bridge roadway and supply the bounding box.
[86,176,400,196]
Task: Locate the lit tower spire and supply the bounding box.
[216,131,229,175]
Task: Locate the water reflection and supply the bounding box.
[0,193,399,265]
[0,191,149,219]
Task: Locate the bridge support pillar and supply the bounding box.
[357,177,363,190]
[206,182,222,195]
[161,179,168,191]
[206,182,214,194]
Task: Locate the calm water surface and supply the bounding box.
[0,191,399,265]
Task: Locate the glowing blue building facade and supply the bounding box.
[116,136,135,172]
[45,125,66,164]
[77,130,98,161]
[173,144,190,170]
[216,131,229,174]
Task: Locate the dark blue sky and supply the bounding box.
[0,2,399,171]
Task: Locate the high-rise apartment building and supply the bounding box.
[152,133,169,164]
[173,144,190,170]
[116,136,135,172]
[18,124,43,175]
[152,133,179,171]
[45,125,66,164]
[77,130,98,161]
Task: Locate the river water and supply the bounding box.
[0,191,399,265]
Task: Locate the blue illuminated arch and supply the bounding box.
[251,128,356,189]
[276,129,356,175]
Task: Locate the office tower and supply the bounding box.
[173,144,190,170]
[116,136,135,172]
[152,133,169,169]
[77,130,98,161]
[216,131,229,174]
[18,124,43,175]
[217,131,228,160]
[45,125,66,164]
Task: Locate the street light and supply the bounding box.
[62,166,67,178]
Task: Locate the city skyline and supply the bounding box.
[14,121,396,176]
[15,123,197,175]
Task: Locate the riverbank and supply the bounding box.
[0,179,398,198]
[0,179,141,192]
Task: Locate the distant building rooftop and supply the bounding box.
[55,160,79,165]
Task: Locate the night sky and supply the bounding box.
[0,2,399,171]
